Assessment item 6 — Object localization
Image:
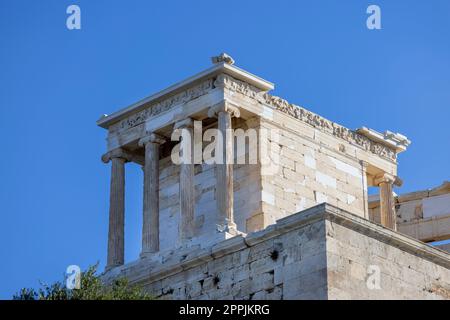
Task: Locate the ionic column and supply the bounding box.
[174,118,195,242]
[102,149,132,270]
[208,101,240,232]
[139,133,166,256]
[375,173,396,230]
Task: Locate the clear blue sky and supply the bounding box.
[1,0,449,299]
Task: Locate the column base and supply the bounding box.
[140,250,159,260]
[105,265,114,272]
[104,263,123,273]
[215,219,245,240]
[216,219,241,235]
[176,236,194,249]
[178,221,246,249]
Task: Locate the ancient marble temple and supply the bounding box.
[98,54,450,299]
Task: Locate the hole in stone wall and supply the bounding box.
[164,288,174,295]
[213,275,220,286]
[270,250,279,261]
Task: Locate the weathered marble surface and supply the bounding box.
[102,204,450,300]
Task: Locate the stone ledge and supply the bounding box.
[102,203,450,286]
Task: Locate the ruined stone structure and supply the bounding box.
[98,54,450,299]
[370,181,450,252]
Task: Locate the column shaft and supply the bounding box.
[217,110,234,226]
[179,123,195,241]
[142,141,160,254]
[379,181,396,230]
[107,157,126,269]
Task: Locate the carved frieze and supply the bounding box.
[214,74,262,99]
[220,74,397,161]
[110,79,214,132]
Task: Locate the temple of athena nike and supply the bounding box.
[98,54,450,299]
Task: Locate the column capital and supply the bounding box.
[138,133,166,147]
[173,117,194,130]
[359,160,370,169]
[374,173,395,186]
[208,101,240,118]
[374,172,403,187]
[101,148,133,164]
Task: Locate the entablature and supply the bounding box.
[98,55,410,171]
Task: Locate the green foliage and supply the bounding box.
[13,264,152,300]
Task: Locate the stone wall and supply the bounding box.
[158,117,262,250]
[326,219,450,299]
[220,71,406,233]
[103,204,450,300]
[256,117,367,230]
